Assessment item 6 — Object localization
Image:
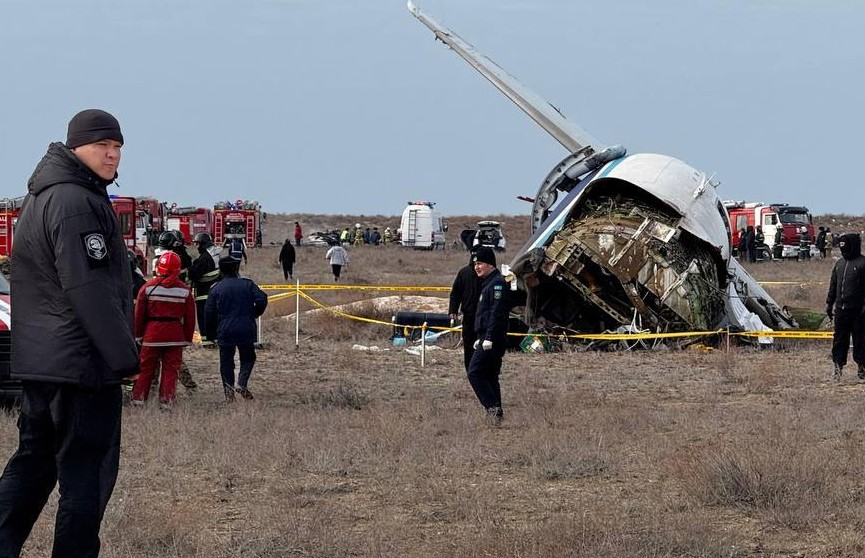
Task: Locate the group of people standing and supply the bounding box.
[736,225,766,262]
[338,224,391,246]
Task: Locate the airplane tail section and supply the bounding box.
[408,1,601,155]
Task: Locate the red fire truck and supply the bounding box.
[110,195,149,272]
[166,205,213,244]
[213,200,261,247]
[723,201,815,260]
[0,197,25,257]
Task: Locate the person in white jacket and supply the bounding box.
[325,244,349,282]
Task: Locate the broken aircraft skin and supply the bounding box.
[408,2,796,337]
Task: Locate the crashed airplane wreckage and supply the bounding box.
[408,3,796,341]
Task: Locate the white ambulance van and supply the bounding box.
[398,201,446,250]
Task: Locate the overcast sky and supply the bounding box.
[1,0,862,218]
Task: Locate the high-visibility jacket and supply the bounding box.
[135,274,196,347]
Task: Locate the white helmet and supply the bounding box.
[355,223,361,229]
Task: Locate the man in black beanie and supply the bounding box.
[0,109,138,556]
[467,246,509,426]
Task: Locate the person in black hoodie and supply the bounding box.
[278,238,296,281]
[0,109,139,556]
[826,232,865,380]
[448,246,482,373]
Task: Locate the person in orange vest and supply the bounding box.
[131,251,196,409]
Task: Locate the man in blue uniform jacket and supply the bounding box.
[205,256,268,402]
[467,246,509,426]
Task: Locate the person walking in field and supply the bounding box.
[131,251,196,409]
[294,221,303,246]
[278,237,296,281]
[467,246,509,426]
[205,257,269,402]
[826,233,865,380]
[325,243,349,282]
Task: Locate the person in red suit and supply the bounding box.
[131,251,196,409]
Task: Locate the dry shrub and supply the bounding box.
[298,381,369,410]
[440,510,743,558]
[671,434,844,528]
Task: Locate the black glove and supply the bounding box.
[826,306,834,320]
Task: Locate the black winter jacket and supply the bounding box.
[11,142,138,386]
[204,275,268,345]
[473,269,509,356]
[826,233,865,311]
[448,263,481,320]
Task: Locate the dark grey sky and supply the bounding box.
[1,0,862,217]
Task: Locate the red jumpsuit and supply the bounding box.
[132,274,196,404]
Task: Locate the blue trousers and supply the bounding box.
[218,343,257,389]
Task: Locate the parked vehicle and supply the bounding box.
[473,220,506,252]
[0,197,26,257]
[213,199,261,248]
[397,201,446,250]
[0,273,18,407]
[724,201,814,260]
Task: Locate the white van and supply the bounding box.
[398,201,446,250]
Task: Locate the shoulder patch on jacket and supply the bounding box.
[81,231,110,268]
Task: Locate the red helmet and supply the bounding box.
[156,251,181,277]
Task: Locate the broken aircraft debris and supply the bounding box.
[408,2,796,339]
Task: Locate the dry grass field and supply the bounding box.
[4,212,865,557]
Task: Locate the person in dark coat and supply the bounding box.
[773,227,784,259]
[826,233,865,380]
[448,247,482,372]
[278,238,296,281]
[467,246,509,426]
[745,226,757,263]
[816,226,827,258]
[129,250,147,299]
[205,257,268,402]
[0,109,139,557]
[188,232,222,346]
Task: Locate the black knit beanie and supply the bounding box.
[472,246,496,267]
[66,109,124,149]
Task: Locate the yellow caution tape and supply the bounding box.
[275,285,834,342]
[260,284,450,292]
